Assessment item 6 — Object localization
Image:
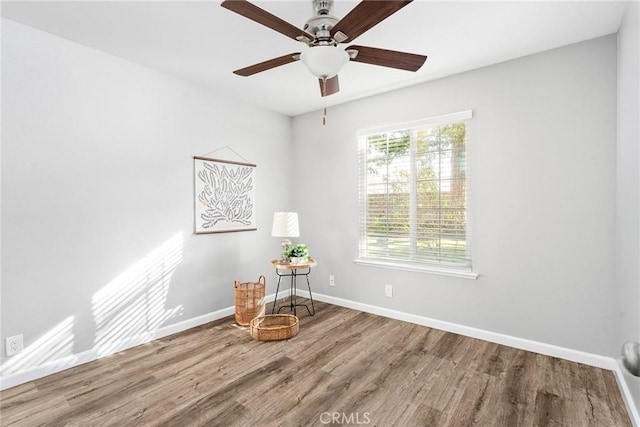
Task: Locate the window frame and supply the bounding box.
[355,110,477,279]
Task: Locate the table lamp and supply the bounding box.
[271,212,299,257]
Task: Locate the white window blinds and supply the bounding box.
[358,111,472,271]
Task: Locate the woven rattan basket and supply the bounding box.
[249,314,299,341]
[234,276,266,326]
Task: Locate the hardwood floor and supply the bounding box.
[0,300,632,426]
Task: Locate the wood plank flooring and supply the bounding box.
[0,300,632,426]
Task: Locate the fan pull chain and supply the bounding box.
[322,78,327,125]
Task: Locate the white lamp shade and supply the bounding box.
[271,212,300,237]
[300,46,349,79]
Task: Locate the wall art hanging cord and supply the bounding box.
[199,145,252,164]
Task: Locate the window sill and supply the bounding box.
[353,259,479,280]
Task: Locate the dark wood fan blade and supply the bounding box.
[221,0,314,42]
[330,0,413,43]
[319,75,340,97]
[233,53,300,76]
[346,45,426,72]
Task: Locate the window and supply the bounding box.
[357,111,473,275]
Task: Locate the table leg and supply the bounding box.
[305,273,315,316]
[290,269,297,316]
[271,274,283,314]
[273,267,315,317]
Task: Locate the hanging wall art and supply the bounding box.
[194,156,257,234]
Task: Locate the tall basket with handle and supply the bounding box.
[234,275,266,326]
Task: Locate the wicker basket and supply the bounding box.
[249,314,299,341]
[234,275,266,326]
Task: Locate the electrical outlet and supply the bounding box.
[329,275,336,287]
[6,334,23,356]
[385,284,393,298]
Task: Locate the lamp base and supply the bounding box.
[279,238,292,262]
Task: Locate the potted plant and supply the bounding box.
[284,244,309,264]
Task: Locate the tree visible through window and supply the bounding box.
[359,112,471,269]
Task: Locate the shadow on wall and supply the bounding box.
[1,233,185,377]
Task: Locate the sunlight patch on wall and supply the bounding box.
[1,316,75,376]
[92,232,184,357]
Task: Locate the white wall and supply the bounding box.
[292,35,617,356]
[1,19,292,377]
[616,0,640,412]
[1,12,634,413]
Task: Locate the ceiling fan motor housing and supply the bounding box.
[304,16,338,44]
[304,0,338,45]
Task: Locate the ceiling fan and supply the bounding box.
[220,0,428,97]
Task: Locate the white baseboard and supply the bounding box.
[302,291,615,369]
[613,360,640,427]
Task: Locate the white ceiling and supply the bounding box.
[1,1,628,116]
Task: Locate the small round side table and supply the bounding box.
[270,258,317,316]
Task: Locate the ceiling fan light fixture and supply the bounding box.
[300,46,349,79]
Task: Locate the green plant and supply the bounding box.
[284,244,309,259]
